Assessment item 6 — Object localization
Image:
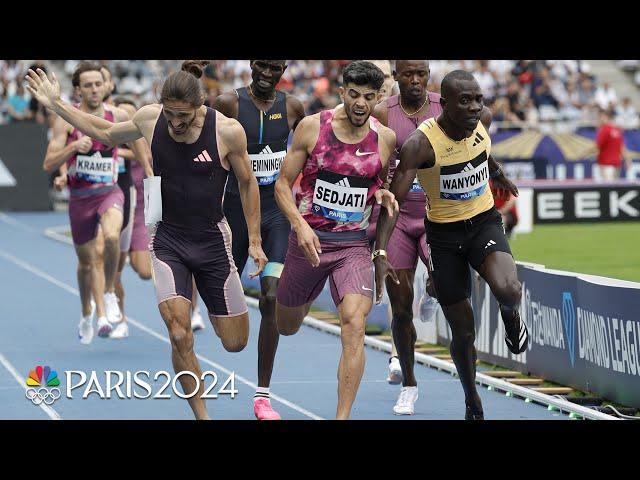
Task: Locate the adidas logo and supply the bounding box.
[193,149,213,163]
[485,239,496,249]
[336,177,351,188]
[471,131,484,147]
[260,145,274,155]
[462,162,474,173]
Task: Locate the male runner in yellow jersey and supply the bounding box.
[374,70,528,420]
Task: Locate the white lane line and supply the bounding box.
[0,247,323,420]
[0,212,40,233]
[0,352,62,420]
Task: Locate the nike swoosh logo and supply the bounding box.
[355,149,375,157]
[362,285,373,291]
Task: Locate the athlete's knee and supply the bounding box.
[168,323,194,355]
[451,326,476,347]
[103,232,120,249]
[340,311,366,343]
[78,260,93,274]
[137,268,152,281]
[275,302,304,335]
[277,317,302,336]
[495,278,522,307]
[220,334,247,352]
[259,290,278,313]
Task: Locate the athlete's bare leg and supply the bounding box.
[275,301,312,336]
[210,312,250,352]
[98,207,123,293]
[115,251,128,318]
[129,250,152,280]
[257,276,280,388]
[74,239,101,317]
[336,293,372,420]
[441,299,482,412]
[387,269,418,387]
[94,228,106,312]
[158,297,210,420]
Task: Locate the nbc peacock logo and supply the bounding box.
[25,365,61,406]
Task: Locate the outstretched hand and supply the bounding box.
[25,69,61,111]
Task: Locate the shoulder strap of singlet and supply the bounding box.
[387,94,399,109]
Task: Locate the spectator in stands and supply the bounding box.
[595,108,630,181]
[505,80,526,120]
[524,98,539,126]
[615,97,639,130]
[6,82,33,122]
[473,60,497,102]
[576,76,596,108]
[594,81,618,113]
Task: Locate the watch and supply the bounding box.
[372,249,387,261]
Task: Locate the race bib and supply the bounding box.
[248,140,287,186]
[312,170,371,222]
[75,151,115,184]
[117,156,126,173]
[439,151,489,201]
[143,176,162,226]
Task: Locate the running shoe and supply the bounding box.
[191,308,206,332]
[78,300,96,345]
[109,320,129,339]
[104,291,122,325]
[254,398,281,420]
[504,310,529,355]
[96,316,113,338]
[393,386,418,415]
[78,318,94,345]
[387,356,403,385]
[465,405,485,420]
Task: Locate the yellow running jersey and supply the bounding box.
[416,118,494,223]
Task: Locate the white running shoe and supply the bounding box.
[191,308,206,332]
[104,292,122,325]
[78,300,96,345]
[387,356,403,385]
[109,321,129,339]
[393,386,418,415]
[96,316,113,338]
[78,317,94,345]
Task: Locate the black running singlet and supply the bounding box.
[151,106,228,230]
[225,87,289,204]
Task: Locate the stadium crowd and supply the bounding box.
[3,59,640,131]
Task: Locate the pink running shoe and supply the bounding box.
[254,398,281,420]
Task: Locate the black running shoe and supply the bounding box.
[465,405,484,420]
[504,310,528,355]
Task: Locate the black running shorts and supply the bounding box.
[425,207,512,306]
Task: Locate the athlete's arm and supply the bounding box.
[219,116,267,277]
[213,92,239,119]
[26,69,145,146]
[374,126,399,217]
[274,115,322,267]
[286,95,306,131]
[43,116,84,172]
[113,104,154,178]
[373,129,433,303]
[371,100,389,127]
[480,107,518,197]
